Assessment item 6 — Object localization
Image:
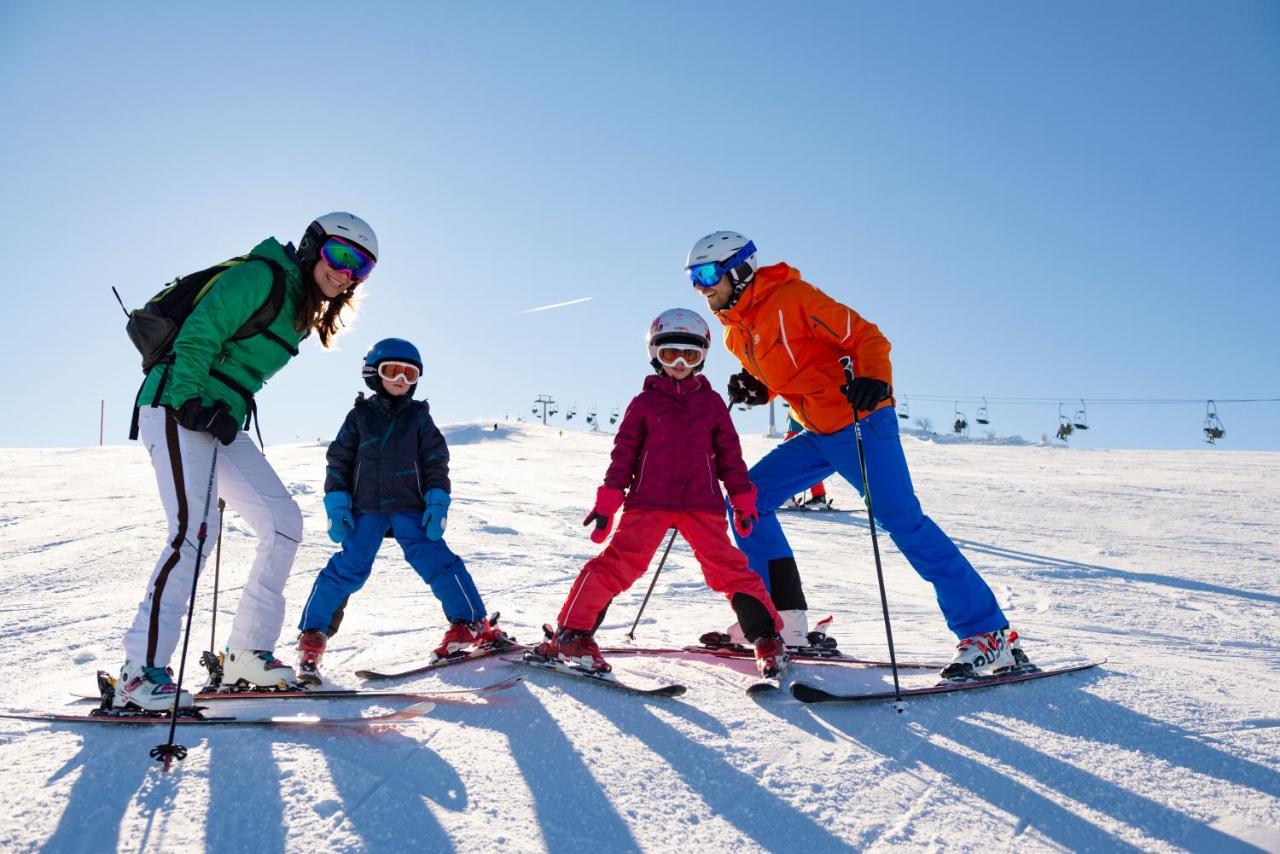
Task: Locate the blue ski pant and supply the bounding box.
[298,511,486,636]
[733,406,1006,639]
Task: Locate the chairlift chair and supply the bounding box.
[897,395,910,420]
[1203,400,1226,444]
[1073,399,1089,430]
[1057,404,1074,441]
[609,406,619,426]
[953,402,968,435]
[976,398,990,425]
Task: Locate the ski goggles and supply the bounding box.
[320,237,377,282]
[376,360,420,384]
[655,345,706,369]
[687,240,756,287]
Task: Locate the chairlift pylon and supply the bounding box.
[1073,399,1089,430]
[976,397,990,425]
[1203,400,1225,444]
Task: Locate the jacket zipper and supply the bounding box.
[633,451,650,493]
[705,454,717,498]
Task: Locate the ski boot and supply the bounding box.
[939,627,1031,681]
[804,491,831,509]
[430,619,482,664]
[114,660,194,711]
[296,630,328,686]
[753,634,789,679]
[222,648,297,690]
[473,612,517,650]
[533,625,611,673]
[801,614,839,654]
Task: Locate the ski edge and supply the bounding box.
[503,656,686,698]
[790,659,1106,704]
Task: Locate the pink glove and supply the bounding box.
[583,486,625,543]
[729,486,759,537]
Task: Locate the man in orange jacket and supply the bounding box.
[685,231,1028,679]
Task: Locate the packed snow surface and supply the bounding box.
[0,421,1276,852]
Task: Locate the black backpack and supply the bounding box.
[116,255,290,372]
[117,255,300,441]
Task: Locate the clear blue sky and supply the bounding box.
[2,2,1277,450]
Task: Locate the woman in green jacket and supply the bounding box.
[118,212,378,711]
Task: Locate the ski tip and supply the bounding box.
[746,681,780,695]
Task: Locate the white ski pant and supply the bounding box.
[124,405,303,667]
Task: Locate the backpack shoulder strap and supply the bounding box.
[227,256,299,357]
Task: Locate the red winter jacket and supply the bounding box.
[604,374,754,513]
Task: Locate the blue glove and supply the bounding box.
[422,488,450,541]
[323,492,356,544]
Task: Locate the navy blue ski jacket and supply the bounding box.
[324,393,451,514]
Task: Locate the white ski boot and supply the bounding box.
[115,660,194,711]
[222,648,296,689]
[940,627,1029,681]
[715,610,817,649]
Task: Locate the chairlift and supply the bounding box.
[1056,404,1074,441]
[975,397,990,425]
[565,406,576,421]
[609,406,619,426]
[953,402,968,435]
[1203,400,1225,444]
[897,395,910,420]
[1072,399,1089,431]
[586,408,597,426]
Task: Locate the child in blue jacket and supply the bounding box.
[294,337,511,683]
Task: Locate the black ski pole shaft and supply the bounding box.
[151,444,219,771]
[209,498,225,654]
[626,528,678,640]
[839,356,905,710]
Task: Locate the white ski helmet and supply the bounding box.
[685,231,757,281]
[647,308,711,373]
[297,212,379,275]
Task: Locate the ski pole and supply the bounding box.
[839,356,905,712]
[626,529,678,640]
[209,498,225,653]
[151,444,219,771]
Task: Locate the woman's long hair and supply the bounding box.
[295,277,359,348]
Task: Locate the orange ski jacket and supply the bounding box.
[715,263,894,434]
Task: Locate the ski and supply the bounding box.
[506,654,686,698]
[779,504,856,514]
[682,642,946,670]
[74,674,522,704]
[0,701,439,728]
[354,641,528,681]
[789,659,1105,704]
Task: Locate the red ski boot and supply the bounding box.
[534,626,611,673]
[753,634,789,679]
[296,631,327,686]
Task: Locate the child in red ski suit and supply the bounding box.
[532,308,787,677]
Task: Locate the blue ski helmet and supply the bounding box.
[363,337,423,396]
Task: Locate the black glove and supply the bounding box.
[175,399,239,446]
[840,377,891,412]
[727,371,770,406]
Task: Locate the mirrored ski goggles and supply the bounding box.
[687,240,756,287]
[320,237,377,281]
[377,360,420,384]
[655,345,706,369]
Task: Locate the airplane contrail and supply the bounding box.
[519,296,593,314]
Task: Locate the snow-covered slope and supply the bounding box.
[0,422,1276,852]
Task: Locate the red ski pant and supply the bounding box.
[558,508,782,636]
